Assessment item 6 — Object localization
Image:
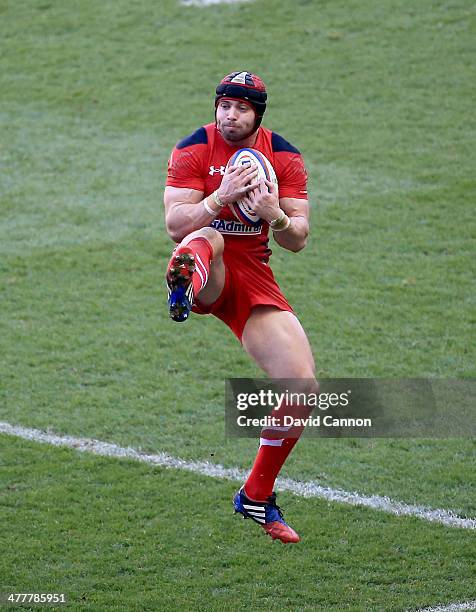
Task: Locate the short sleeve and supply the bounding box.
[274,152,308,200]
[270,132,308,200]
[166,127,208,192]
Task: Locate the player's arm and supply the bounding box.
[242,181,309,253]
[164,186,208,243]
[273,196,309,253]
[164,165,260,243]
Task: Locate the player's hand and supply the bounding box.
[241,179,280,223]
[216,164,261,205]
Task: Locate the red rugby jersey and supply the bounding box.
[166,123,308,262]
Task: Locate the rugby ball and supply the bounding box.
[227,148,278,226]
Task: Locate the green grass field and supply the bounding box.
[1,0,475,610]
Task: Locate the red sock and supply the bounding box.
[173,237,213,296]
[244,404,310,501]
[244,437,301,502]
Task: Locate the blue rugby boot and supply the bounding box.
[233,487,300,543]
[166,247,195,322]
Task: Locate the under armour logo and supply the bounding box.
[209,165,226,176]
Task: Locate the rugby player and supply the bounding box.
[164,71,317,544]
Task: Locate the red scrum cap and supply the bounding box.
[215,71,267,129]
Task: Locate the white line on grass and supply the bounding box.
[414,601,476,611]
[1,421,475,531]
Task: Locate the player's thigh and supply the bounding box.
[242,306,316,380]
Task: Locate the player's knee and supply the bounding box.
[183,227,224,256]
[200,227,224,256]
[288,354,316,385]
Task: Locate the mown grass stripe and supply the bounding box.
[181,0,252,6]
[1,421,475,531]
